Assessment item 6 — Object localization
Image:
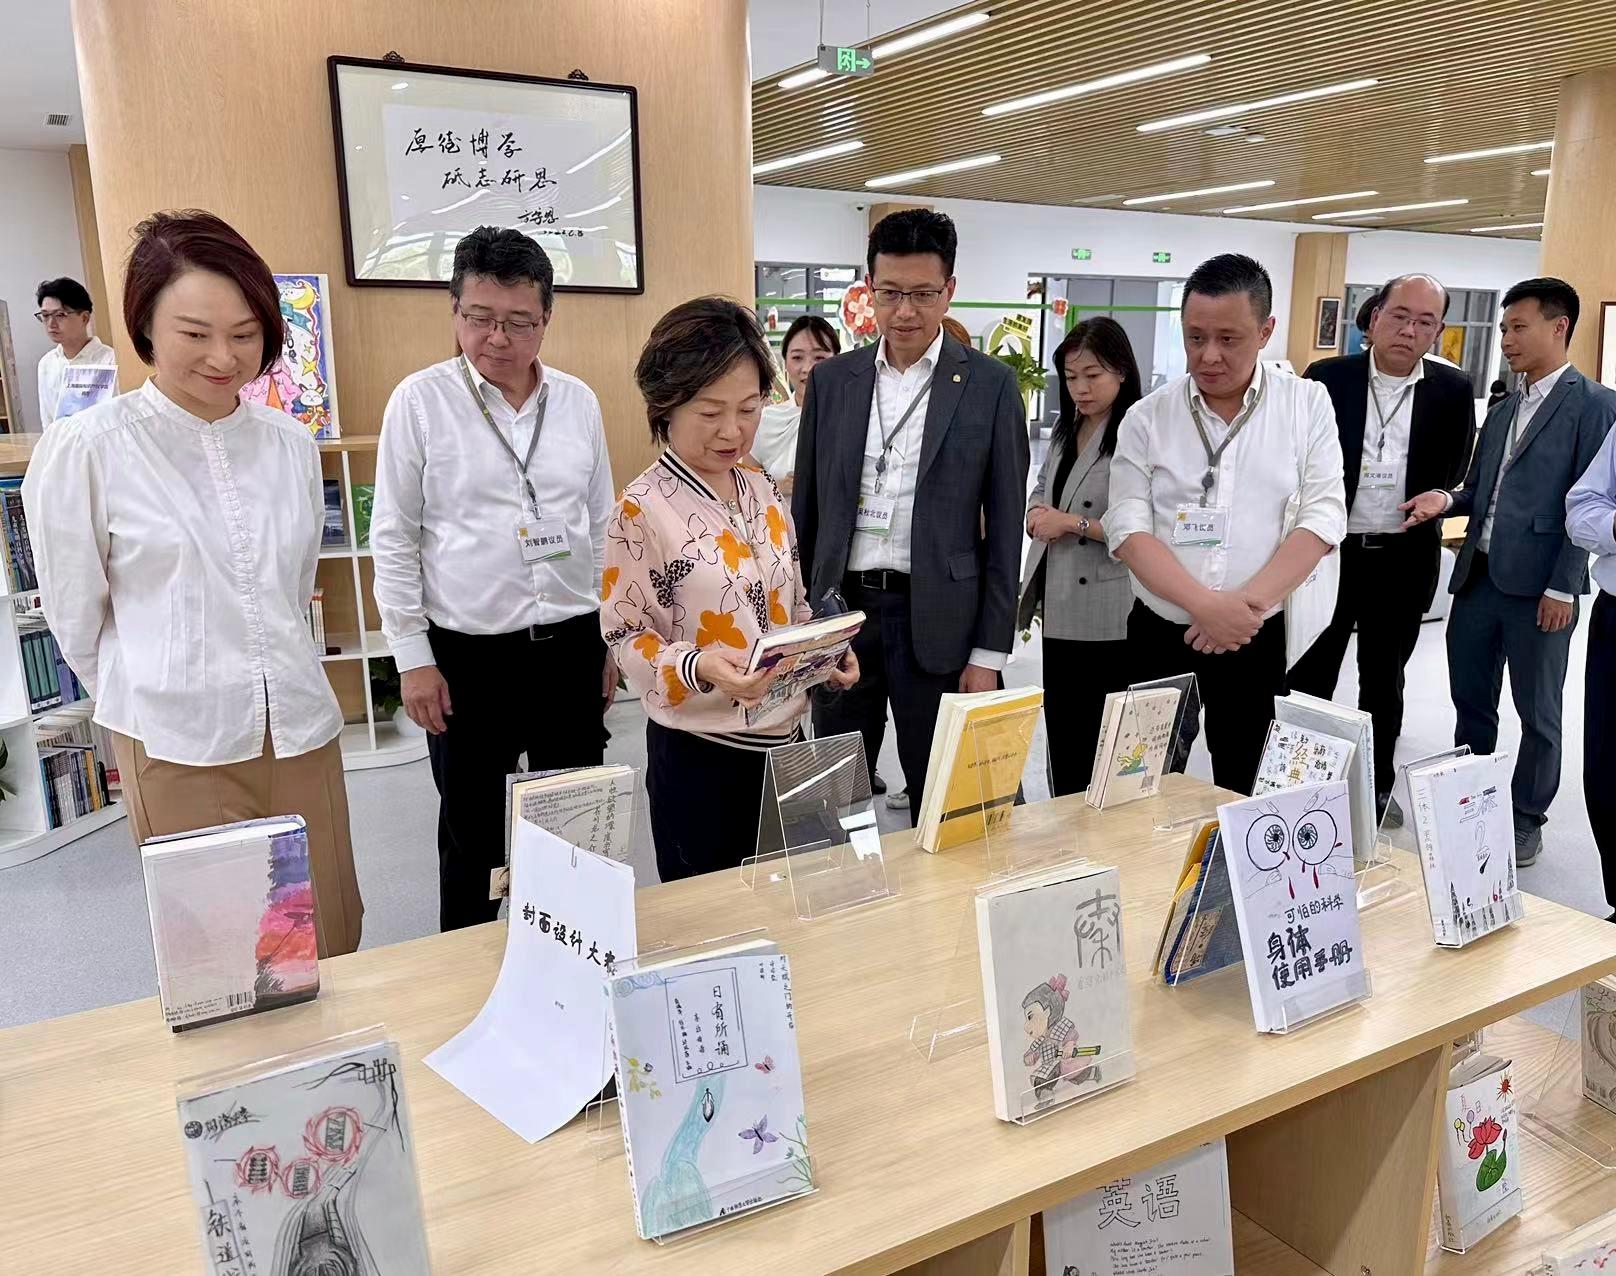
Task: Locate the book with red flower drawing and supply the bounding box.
[742,611,864,728]
[1437,1051,1522,1253]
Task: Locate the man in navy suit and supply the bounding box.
[1404,278,1616,866]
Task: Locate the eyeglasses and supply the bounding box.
[34,309,82,324]
[1381,309,1442,336]
[871,287,947,309]
[458,312,542,337]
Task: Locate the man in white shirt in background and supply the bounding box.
[1107,253,1347,795]
[372,227,615,931]
[35,277,117,426]
[1404,277,1614,867]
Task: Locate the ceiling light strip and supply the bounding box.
[1312,198,1470,221]
[778,9,989,90]
[982,53,1211,118]
[1123,179,1274,207]
[1467,222,1544,233]
[751,139,865,176]
[1223,189,1377,213]
[865,153,1001,189]
[1137,78,1378,133]
[1425,140,1553,164]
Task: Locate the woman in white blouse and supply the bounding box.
[23,210,363,955]
[750,314,839,496]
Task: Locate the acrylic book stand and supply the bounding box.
[1521,985,1616,1171]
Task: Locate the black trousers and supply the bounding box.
[427,615,606,931]
[1126,601,1288,796]
[1587,592,1616,908]
[1288,534,1432,796]
[1446,557,1575,827]
[1042,635,1132,798]
[813,575,961,826]
[645,720,771,883]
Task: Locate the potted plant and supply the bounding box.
[994,349,1047,422]
[370,656,423,738]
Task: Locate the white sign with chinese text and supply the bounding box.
[426,819,636,1142]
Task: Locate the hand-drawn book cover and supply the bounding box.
[1437,1051,1522,1252]
[1407,752,1524,948]
[240,273,340,438]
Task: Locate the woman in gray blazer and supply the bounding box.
[1017,318,1143,796]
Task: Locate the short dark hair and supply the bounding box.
[1355,291,1382,336]
[1502,276,1580,339]
[1051,317,1144,459]
[866,209,957,278]
[635,298,775,444]
[1377,273,1452,319]
[36,277,92,313]
[123,210,283,376]
[1182,253,1273,322]
[780,314,840,359]
[451,226,555,313]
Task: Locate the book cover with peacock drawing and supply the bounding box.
[604,941,811,1240]
[1437,1052,1522,1252]
[1582,978,1616,1114]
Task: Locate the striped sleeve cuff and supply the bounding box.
[677,647,712,694]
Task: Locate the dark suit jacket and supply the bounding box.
[1302,353,1475,608]
[791,335,1031,675]
[1447,365,1616,597]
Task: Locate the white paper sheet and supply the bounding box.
[426,819,636,1142]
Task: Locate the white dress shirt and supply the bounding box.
[1107,360,1347,624]
[372,355,613,672]
[1567,417,1616,597]
[1479,362,1572,554]
[37,335,116,426]
[752,400,801,483]
[1347,353,1424,535]
[22,380,341,765]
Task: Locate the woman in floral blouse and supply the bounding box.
[604,297,858,881]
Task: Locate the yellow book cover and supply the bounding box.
[922,689,1044,852]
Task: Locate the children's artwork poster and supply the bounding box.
[239,274,340,439]
[331,59,642,292]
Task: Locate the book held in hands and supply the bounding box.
[742,611,863,728]
[1085,686,1182,810]
[1437,1051,1522,1252]
[1406,751,1524,947]
[977,862,1133,1122]
[141,816,319,1031]
[915,686,1043,852]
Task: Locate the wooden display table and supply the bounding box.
[4,776,1615,1275]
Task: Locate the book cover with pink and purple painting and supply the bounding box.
[141,815,320,1031]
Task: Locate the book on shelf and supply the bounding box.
[321,479,346,546]
[915,686,1043,853]
[1215,781,1368,1032]
[1272,692,1377,865]
[351,483,375,548]
[1582,977,1616,1115]
[36,741,109,830]
[1406,751,1524,947]
[1251,721,1356,795]
[741,610,863,728]
[177,1033,430,1276]
[1152,820,1244,986]
[605,939,812,1240]
[1545,1203,1616,1272]
[1042,1139,1234,1276]
[1436,1050,1521,1252]
[20,623,83,713]
[977,861,1133,1122]
[141,816,319,1030]
[0,477,35,593]
[492,763,637,899]
[1085,685,1182,810]
[35,703,118,790]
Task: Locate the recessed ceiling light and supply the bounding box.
[1532,168,1552,177]
[1205,124,1245,138]
[1312,198,1470,221]
[1138,78,1378,133]
[779,10,990,90]
[1245,134,1267,143]
[1224,189,1378,213]
[390,81,409,91]
[982,53,1210,118]
[1123,179,1274,207]
[751,139,865,176]
[865,153,1001,189]
[1467,222,1544,233]
[1425,140,1553,164]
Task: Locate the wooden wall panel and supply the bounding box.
[69,0,753,487]
[1540,65,1616,380]
[66,145,108,324]
[1285,233,1348,371]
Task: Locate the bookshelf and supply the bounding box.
[0,301,21,435]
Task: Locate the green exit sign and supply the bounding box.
[1072,248,1093,261]
[1152,251,1172,264]
[816,44,874,76]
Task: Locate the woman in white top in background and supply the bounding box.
[750,314,839,496]
[23,210,363,956]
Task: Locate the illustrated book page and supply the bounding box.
[1087,686,1181,810]
[1407,752,1523,947]
[742,611,863,728]
[1273,692,1376,865]
[1437,1051,1522,1251]
[1251,722,1356,796]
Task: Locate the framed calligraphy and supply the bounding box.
[328,56,644,293]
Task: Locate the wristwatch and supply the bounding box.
[1077,515,1091,544]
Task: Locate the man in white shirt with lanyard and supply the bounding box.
[34,276,117,426]
[1107,253,1346,795]
[372,227,615,931]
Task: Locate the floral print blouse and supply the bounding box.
[601,448,813,747]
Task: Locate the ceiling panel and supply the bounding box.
[751,0,1609,238]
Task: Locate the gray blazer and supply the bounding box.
[1016,433,1131,641]
[792,335,1031,674]
[1448,366,1616,598]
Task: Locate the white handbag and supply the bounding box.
[1281,424,1341,670]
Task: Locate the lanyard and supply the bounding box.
[1185,376,1267,507]
[458,356,548,512]
[872,376,929,491]
[1367,379,1416,461]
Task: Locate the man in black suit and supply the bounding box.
[1289,274,1475,811]
[1404,277,1614,866]
[793,210,1030,823]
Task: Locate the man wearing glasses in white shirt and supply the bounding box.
[1107,254,1347,795]
[372,227,616,931]
[34,276,117,426]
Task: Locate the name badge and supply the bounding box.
[516,516,571,563]
[1172,505,1229,548]
[855,493,897,535]
[1360,461,1399,490]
